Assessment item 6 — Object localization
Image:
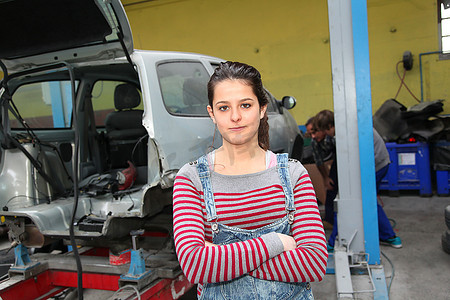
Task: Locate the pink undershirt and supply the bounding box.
[209,150,278,170]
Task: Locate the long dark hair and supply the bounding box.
[207,61,270,151]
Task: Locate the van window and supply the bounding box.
[10,81,77,129]
[91,80,142,127]
[157,61,210,116]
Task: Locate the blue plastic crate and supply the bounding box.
[436,170,450,196]
[380,142,432,196]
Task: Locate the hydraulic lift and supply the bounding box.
[326,0,389,299]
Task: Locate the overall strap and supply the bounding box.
[196,155,218,222]
[276,153,296,223]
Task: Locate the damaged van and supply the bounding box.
[0,0,303,252]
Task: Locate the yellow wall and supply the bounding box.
[368,0,449,113]
[3,1,447,124]
[123,0,332,124]
[123,0,450,124]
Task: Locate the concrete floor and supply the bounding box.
[0,193,449,299]
[311,193,450,300]
[180,193,450,300]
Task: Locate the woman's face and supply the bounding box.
[207,79,266,149]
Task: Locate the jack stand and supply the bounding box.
[119,230,155,289]
[9,243,44,280]
[11,244,39,270]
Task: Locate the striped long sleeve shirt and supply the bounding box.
[173,156,328,287]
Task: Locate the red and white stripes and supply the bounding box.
[173,165,327,287]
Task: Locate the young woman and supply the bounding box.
[173,61,327,299]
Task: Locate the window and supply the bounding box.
[157,61,210,116]
[11,81,77,129]
[91,80,142,127]
[439,1,450,55]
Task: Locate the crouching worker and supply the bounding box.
[173,61,328,299]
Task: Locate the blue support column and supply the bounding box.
[328,0,366,257]
[351,0,381,265]
[48,82,65,128]
[328,0,388,298]
[63,82,73,127]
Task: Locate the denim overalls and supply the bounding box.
[195,153,313,300]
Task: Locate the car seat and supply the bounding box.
[105,83,147,168]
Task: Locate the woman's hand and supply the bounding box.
[277,233,297,251]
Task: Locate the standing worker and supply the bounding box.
[173,61,327,299]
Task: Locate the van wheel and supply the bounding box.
[290,134,304,161]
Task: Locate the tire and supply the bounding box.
[442,230,450,254]
[445,205,450,230]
